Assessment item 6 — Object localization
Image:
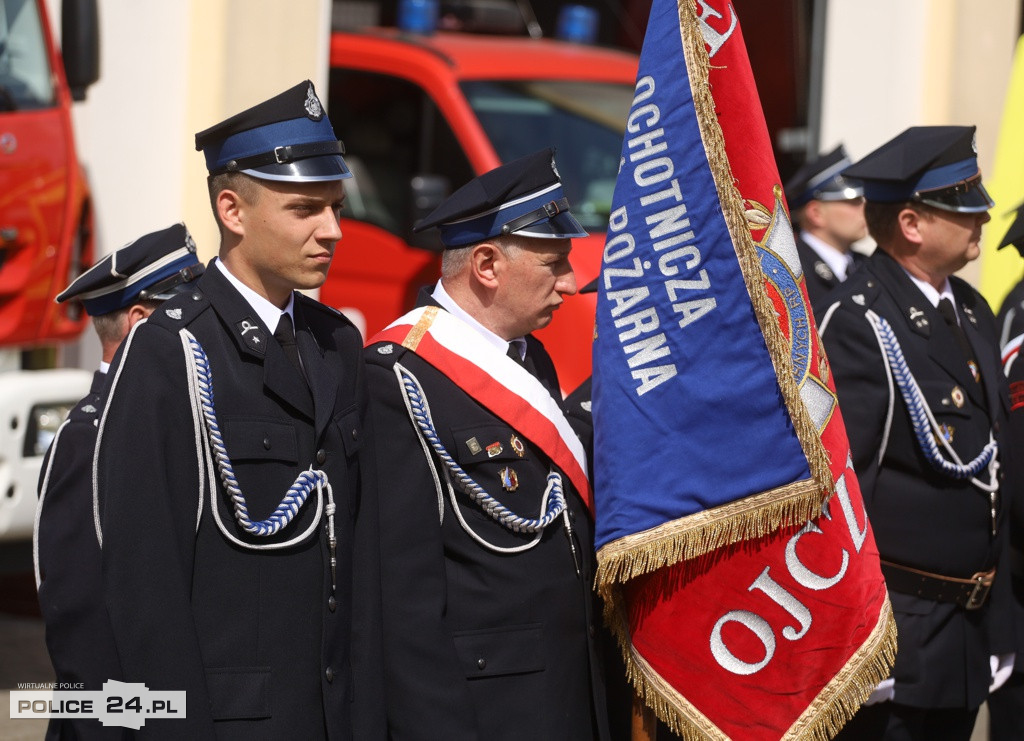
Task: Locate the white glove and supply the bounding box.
[990,653,1015,693]
[863,677,895,706]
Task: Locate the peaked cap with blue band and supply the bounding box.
[57,223,204,316]
[413,148,587,248]
[784,144,863,209]
[998,202,1024,256]
[842,125,994,214]
[194,80,351,183]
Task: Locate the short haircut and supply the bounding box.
[207,172,261,231]
[91,299,162,346]
[439,234,524,278]
[864,200,918,247]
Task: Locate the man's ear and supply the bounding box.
[897,206,926,247]
[216,189,245,238]
[802,201,825,229]
[125,303,153,331]
[470,242,501,290]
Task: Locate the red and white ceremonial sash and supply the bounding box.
[369,306,592,511]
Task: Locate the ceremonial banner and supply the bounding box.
[592,1,896,738]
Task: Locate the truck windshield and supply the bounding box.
[0,0,55,111]
[462,79,633,233]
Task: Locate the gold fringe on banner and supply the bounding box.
[596,478,819,587]
[604,583,898,740]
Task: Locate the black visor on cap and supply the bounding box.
[243,154,352,183]
[913,175,994,214]
[512,210,588,239]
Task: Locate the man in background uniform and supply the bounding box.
[364,149,610,740]
[820,126,1010,740]
[35,223,203,740]
[988,204,1024,740]
[783,144,868,319]
[996,202,1024,347]
[94,82,383,739]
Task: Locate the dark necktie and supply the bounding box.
[506,340,526,366]
[937,298,980,383]
[274,313,304,376]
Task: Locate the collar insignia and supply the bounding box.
[814,261,834,281]
[852,294,865,306]
[377,343,394,355]
[236,318,266,354]
[165,308,183,320]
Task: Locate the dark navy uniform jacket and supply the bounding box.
[36,370,127,741]
[95,264,384,740]
[796,235,866,321]
[364,294,609,741]
[997,275,1024,347]
[820,249,1011,710]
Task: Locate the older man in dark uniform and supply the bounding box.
[93,82,382,740]
[364,149,610,740]
[820,126,1010,740]
[35,223,203,740]
[783,144,868,319]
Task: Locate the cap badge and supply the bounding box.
[377,343,394,355]
[486,442,503,458]
[305,84,324,121]
[499,466,519,492]
[185,232,197,253]
[165,308,183,320]
[466,437,482,455]
[510,435,525,458]
[550,155,561,180]
[951,386,965,408]
[971,133,978,154]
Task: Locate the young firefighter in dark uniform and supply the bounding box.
[93,82,382,740]
[783,144,868,320]
[364,149,610,740]
[35,223,203,741]
[989,203,1024,741]
[819,126,1011,740]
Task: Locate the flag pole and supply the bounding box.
[631,693,656,741]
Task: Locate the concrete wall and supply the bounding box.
[45,0,331,368]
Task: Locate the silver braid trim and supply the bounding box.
[866,310,998,491]
[393,361,565,537]
[180,328,329,551]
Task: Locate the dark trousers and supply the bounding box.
[988,672,1024,740]
[834,702,979,741]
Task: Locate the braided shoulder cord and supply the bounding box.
[182,330,331,552]
[868,311,997,481]
[394,362,565,533]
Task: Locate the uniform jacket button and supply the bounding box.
[328,596,337,612]
[263,437,271,450]
[476,658,486,670]
[316,449,327,464]
[351,428,358,441]
[325,667,334,682]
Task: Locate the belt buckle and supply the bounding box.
[965,571,993,610]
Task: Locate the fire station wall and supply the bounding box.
[45,0,331,368]
[817,0,1022,284]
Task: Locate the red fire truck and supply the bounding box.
[0,0,98,541]
[324,19,639,392]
